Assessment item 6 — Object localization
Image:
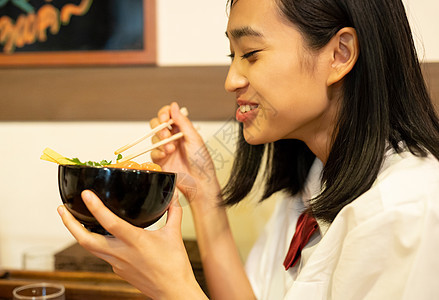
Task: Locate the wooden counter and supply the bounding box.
[0,269,148,300]
[0,240,208,299]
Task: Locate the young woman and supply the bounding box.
[58,0,439,299]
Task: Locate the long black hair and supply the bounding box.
[222,0,439,223]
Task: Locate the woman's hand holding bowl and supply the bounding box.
[58,190,207,299]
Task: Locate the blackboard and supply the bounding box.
[0,0,156,66]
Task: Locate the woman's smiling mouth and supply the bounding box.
[236,102,260,122]
[239,104,259,113]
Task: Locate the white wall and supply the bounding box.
[157,0,230,65]
[155,0,439,65]
[0,0,438,270]
[404,0,439,62]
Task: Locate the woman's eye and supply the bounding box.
[227,50,260,62]
[241,50,260,60]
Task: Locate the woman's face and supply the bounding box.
[225,0,338,148]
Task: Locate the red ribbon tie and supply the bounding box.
[283,212,319,270]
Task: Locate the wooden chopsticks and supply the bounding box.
[115,107,188,162]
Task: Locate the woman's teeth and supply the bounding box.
[239,104,259,113]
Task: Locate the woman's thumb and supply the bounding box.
[166,191,183,230]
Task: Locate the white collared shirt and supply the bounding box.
[245,150,439,299]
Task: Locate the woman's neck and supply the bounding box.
[303,88,341,164]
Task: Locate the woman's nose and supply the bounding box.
[224,61,248,93]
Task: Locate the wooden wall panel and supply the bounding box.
[423,63,439,112]
[0,63,438,121]
[0,66,235,121]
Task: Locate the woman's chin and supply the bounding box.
[243,131,271,145]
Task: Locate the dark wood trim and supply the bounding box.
[0,66,234,121]
[0,63,438,121]
[422,62,439,112]
[0,0,157,66]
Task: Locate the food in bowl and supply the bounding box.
[42,148,175,234]
[107,160,162,171]
[40,147,162,171]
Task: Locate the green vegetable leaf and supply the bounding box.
[67,158,84,165]
[67,157,113,166]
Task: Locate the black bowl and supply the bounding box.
[58,165,176,235]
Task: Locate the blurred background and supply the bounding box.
[0,0,438,271]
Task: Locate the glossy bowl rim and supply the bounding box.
[59,164,176,176]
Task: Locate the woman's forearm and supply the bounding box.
[189,183,256,300]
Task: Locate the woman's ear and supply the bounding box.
[327,27,359,86]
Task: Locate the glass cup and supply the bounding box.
[12,283,65,300]
[22,247,55,271]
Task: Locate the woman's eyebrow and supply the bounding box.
[225,26,264,40]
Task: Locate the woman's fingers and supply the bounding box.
[150,117,172,140]
[150,106,176,154]
[58,203,136,268]
[169,103,205,148]
[169,102,195,134]
[157,105,171,123]
[57,204,107,252]
[149,132,167,160]
[150,148,167,162]
[80,190,143,244]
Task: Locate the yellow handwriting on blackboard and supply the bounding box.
[0,0,93,53]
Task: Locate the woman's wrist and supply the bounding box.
[156,274,208,300]
[181,176,223,209]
